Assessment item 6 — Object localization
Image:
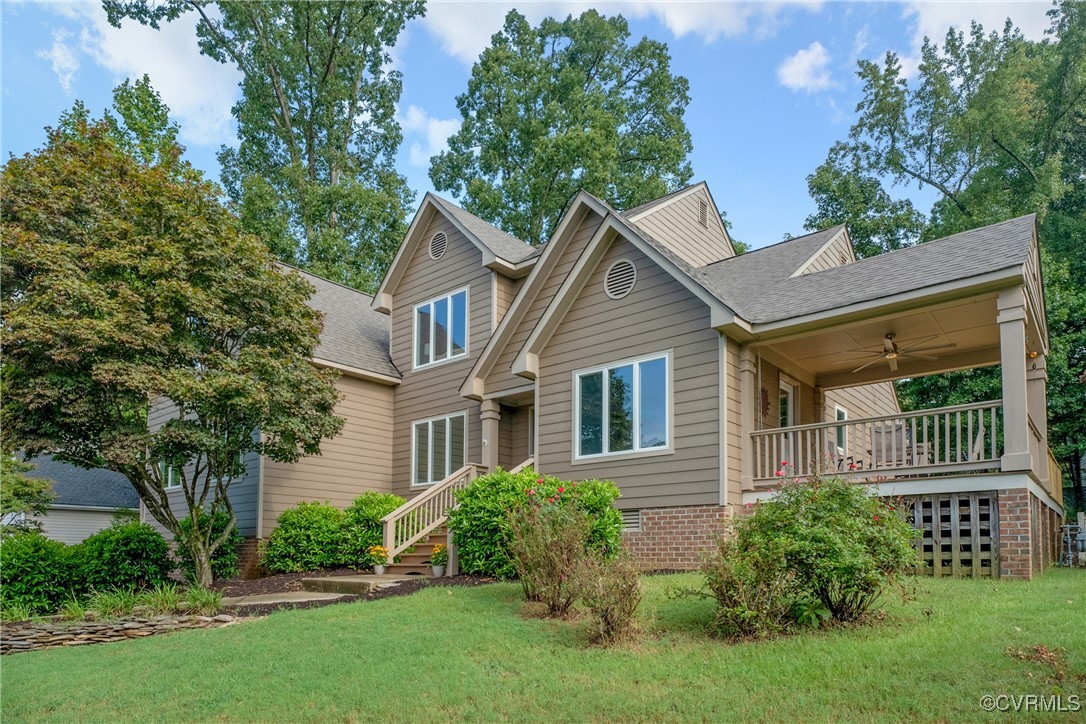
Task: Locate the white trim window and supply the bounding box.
[414,288,468,369]
[575,353,670,459]
[835,405,849,452]
[412,412,467,486]
[159,462,182,489]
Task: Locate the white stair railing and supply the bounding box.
[381,464,484,564]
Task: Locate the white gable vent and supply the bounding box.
[621,509,641,532]
[429,231,449,260]
[604,259,637,299]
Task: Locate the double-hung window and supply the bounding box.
[159,461,182,489]
[835,406,848,452]
[575,353,669,459]
[413,413,467,486]
[414,288,468,368]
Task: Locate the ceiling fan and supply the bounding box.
[836,333,958,373]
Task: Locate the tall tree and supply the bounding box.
[808,1,1086,508]
[1,94,343,585]
[104,0,425,292]
[430,9,693,245]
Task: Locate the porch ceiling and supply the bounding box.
[762,293,1013,388]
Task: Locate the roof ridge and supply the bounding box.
[277,261,376,301]
[621,181,706,217]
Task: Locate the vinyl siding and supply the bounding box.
[630,189,732,267]
[485,212,605,396]
[825,383,900,421]
[796,233,854,275]
[260,373,395,533]
[36,508,122,544]
[390,212,490,497]
[141,397,260,537]
[498,405,532,469]
[493,272,517,327]
[725,339,743,506]
[537,234,721,510]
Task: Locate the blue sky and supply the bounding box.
[1,1,1055,249]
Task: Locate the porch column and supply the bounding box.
[998,287,1031,472]
[1027,355,1049,484]
[739,344,756,490]
[480,399,501,472]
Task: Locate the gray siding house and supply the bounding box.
[143,182,1063,579]
[23,456,139,544]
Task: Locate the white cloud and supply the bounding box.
[904,0,1052,49]
[777,41,834,93]
[36,28,79,93]
[40,3,240,148]
[399,105,460,167]
[421,1,823,65]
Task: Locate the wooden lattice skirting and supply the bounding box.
[896,492,999,578]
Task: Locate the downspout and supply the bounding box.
[256,430,265,540]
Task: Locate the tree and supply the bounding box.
[0,450,55,533]
[430,9,693,245]
[810,1,1086,506]
[1,99,344,585]
[103,0,424,292]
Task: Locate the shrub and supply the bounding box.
[89,587,139,618]
[140,582,184,615]
[174,510,244,582]
[261,501,345,572]
[60,596,87,621]
[507,496,592,615]
[186,586,223,616]
[697,533,798,640]
[449,467,622,578]
[81,522,172,591]
[740,475,918,621]
[340,492,405,568]
[1,603,35,623]
[574,551,642,645]
[0,531,81,613]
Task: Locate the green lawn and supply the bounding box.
[3,571,1085,722]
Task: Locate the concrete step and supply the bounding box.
[385,564,439,576]
[300,575,414,595]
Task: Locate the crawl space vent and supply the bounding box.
[621,509,641,532]
[429,232,449,260]
[604,259,637,299]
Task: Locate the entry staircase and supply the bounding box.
[381,458,534,576]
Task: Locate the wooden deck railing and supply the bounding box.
[381,464,485,563]
[751,400,1004,484]
[1047,448,1064,506]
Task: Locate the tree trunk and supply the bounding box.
[188,537,215,588]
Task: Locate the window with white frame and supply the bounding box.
[575,353,669,459]
[835,405,848,451]
[159,461,181,489]
[414,288,468,368]
[413,413,467,486]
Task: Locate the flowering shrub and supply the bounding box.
[368,545,389,565]
[429,544,448,566]
[507,495,591,614]
[448,466,622,578]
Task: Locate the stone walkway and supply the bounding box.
[299,574,416,595]
[220,591,346,607]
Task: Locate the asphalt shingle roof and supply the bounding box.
[25,456,139,509]
[431,196,537,264]
[281,265,400,378]
[699,215,1036,324]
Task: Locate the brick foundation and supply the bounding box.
[236,538,268,580]
[623,505,733,570]
[997,488,1062,580]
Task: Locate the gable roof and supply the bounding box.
[621,181,735,259]
[430,196,537,264]
[25,456,139,509]
[281,265,400,380]
[700,215,1037,325]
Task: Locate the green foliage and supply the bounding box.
[261,502,346,573]
[80,523,172,592]
[340,492,405,568]
[1,88,344,586]
[573,551,642,645]
[139,582,184,616]
[175,510,243,582]
[449,467,623,578]
[185,586,223,617]
[0,452,54,532]
[0,603,35,623]
[430,9,692,245]
[507,497,593,614]
[104,0,423,292]
[429,544,448,567]
[59,596,88,622]
[0,532,81,613]
[88,587,139,619]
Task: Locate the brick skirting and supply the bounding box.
[623,505,733,570]
[236,538,267,580]
[997,487,1062,580]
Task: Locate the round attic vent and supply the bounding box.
[429,231,449,260]
[604,259,637,299]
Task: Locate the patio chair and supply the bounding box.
[869,422,909,468]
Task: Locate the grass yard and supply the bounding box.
[3,571,1084,722]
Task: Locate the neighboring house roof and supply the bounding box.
[430,196,537,264]
[25,456,139,509]
[699,215,1037,324]
[281,264,400,379]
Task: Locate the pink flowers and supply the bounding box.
[775,470,785,477]
[873,515,880,522]
[537,478,544,484]
[780,460,788,467]
[546,497,555,504]
[557,486,565,494]
[526,489,535,496]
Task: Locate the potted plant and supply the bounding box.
[368,545,389,576]
[429,544,448,578]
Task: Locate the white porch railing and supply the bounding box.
[751,400,1004,484]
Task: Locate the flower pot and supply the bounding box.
[431,564,446,578]
[373,564,386,576]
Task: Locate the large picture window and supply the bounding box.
[414,288,468,368]
[413,413,467,486]
[575,353,669,459]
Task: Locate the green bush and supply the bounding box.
[80,522,172,591]
[449,467,623,578]
[507,497,592,614]
[0,531,81,613]
[88,587,139,618]
[261,501,345,572]
[697,533,798,640]
[340,492,405,568]
[174,510,244,582]
[574,550,643,645]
